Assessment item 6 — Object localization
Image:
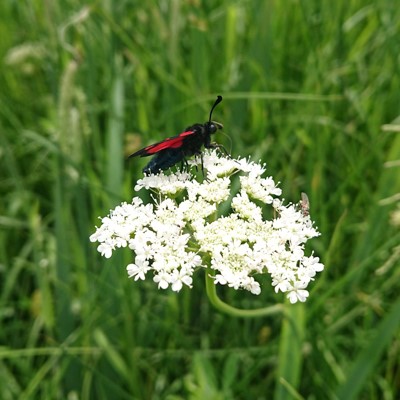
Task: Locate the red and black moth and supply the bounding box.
[129,96,224,175]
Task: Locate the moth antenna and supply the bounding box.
[219,130,233,153]
[209,95,223,122]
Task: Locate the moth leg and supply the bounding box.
[208,142,231,158]
[179,158,190,173]
[208,142,242,168]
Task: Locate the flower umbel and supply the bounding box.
[90,150,323,303]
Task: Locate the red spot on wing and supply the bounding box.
[144,130,195,154]
[128,130,195,158]
[145,137,183,153]
[179,130,196,137]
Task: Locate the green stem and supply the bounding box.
[205,266,285,318]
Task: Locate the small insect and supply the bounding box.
[129,96,224,175]
[300,192,310,217]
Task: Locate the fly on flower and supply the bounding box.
[128,96,224,175]
[300,192,310,217]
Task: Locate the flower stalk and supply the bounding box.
[205,265,285,318]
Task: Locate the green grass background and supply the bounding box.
[1,1,400,399]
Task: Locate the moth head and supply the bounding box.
[208,121,223,134]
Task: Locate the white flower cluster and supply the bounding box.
[90,150,323,303]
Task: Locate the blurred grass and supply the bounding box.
[1,0,400,399]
